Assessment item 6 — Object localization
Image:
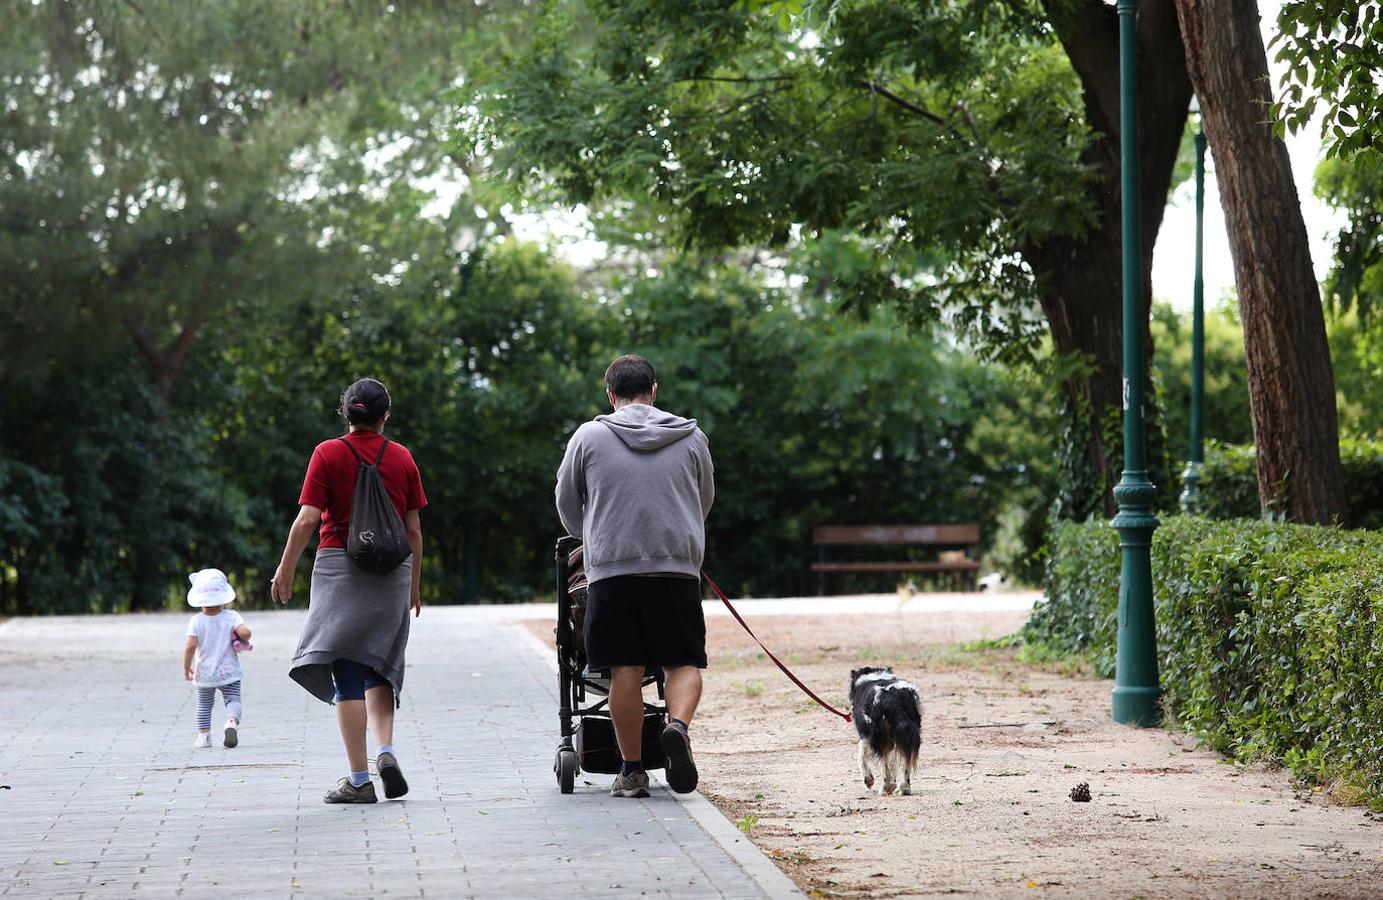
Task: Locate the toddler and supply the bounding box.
[183,569,252,748]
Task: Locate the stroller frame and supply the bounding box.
[553,536,667,794]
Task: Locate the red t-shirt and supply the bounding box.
[298,430,428,550]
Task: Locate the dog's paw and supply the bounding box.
[880,782,896,796]
[862,774,874,788]
[900,784,912,796]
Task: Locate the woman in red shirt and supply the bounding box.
[271,377,427,804]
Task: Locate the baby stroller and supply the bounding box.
[553,536,667,793]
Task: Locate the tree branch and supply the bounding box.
[161,308,211,383]
[856,80,947,126]
[123,319,161,374]
[678,75,794,84]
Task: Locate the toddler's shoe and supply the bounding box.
[223,718,238,748]
[193,733,212,749]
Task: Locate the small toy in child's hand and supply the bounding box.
[231,635,253,653]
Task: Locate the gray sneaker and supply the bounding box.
[660,721,698,793]
[324,777,377,804]
[377,751,408,799]
[609,768,650,798]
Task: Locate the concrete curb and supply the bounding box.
[510,622,804,899]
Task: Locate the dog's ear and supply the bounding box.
[885,666,894,674]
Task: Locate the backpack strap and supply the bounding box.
[336,436,390,467]
[336,436,367,465]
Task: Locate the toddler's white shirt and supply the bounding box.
[187,610,245,687]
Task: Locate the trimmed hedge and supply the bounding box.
[1200,438,1383,528]
[1027,516,1383,799]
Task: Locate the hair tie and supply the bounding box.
[353,403,367,409]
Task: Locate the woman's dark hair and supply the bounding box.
[605,354,656,400]
[339,377,391,426]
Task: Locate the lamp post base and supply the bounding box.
[1111,684,1162,726]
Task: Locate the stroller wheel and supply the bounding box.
[556,748,578,794]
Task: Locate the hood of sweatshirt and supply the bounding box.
[596,403,698,451]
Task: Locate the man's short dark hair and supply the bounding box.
[605,354,656,400]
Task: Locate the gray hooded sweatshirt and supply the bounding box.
[555,403,715,584]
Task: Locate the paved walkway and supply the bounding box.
[0,607,799,899]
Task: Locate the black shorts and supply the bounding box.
[583,575,707,670]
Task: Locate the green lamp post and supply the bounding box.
[1179,97,1207,515]
[1112,0,1162,726]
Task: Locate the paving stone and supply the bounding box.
[0,608,790,898]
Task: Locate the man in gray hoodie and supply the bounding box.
[556,354,715,798]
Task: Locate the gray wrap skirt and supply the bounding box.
[289,549,412,705]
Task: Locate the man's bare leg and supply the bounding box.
[608,665,646,762]
[663,666,702,725]
[660,666,702,793]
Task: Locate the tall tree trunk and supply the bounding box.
[1029,0,1193,518]
[1173,0,1346,523]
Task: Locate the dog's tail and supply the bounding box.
[895,710,922,769]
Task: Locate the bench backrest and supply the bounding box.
[812,524,980,546]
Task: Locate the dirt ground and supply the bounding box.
[525,603,1383,898]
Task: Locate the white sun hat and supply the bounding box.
[187,568,237,608]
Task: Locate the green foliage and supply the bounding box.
[1271,1,1383,163]
[1025,513,1121,676]
[1198,439,1383,529]
[0,360,259,613]
[1031,516,1383,800]
[0,1,476,395]
[1316,157,1383,329]
[2,215,1054,610]
[609,260,1029,597]
[465,0,1095,353]
[256,247,1050,603]
[1196,442,1266,520]
[1150,299,1380,514]
[465,0,1204,537]
[0,1,495,611]
[1327,310,1383,437]
[366,242,616,603]
[965,357,1064,584]
[1150,302,1254,455]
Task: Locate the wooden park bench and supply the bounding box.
[811,524,982,595]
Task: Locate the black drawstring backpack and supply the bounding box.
[334,437,412,575]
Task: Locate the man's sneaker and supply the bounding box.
[324,777,377,804]
[223,720,238,748]
[377,751,409,799]
[660,721,698,793]
[193,732,212,749]
[609,768,650,798]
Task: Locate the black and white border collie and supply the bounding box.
[849,666,922,796]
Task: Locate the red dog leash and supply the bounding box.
[702,570,853,724]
